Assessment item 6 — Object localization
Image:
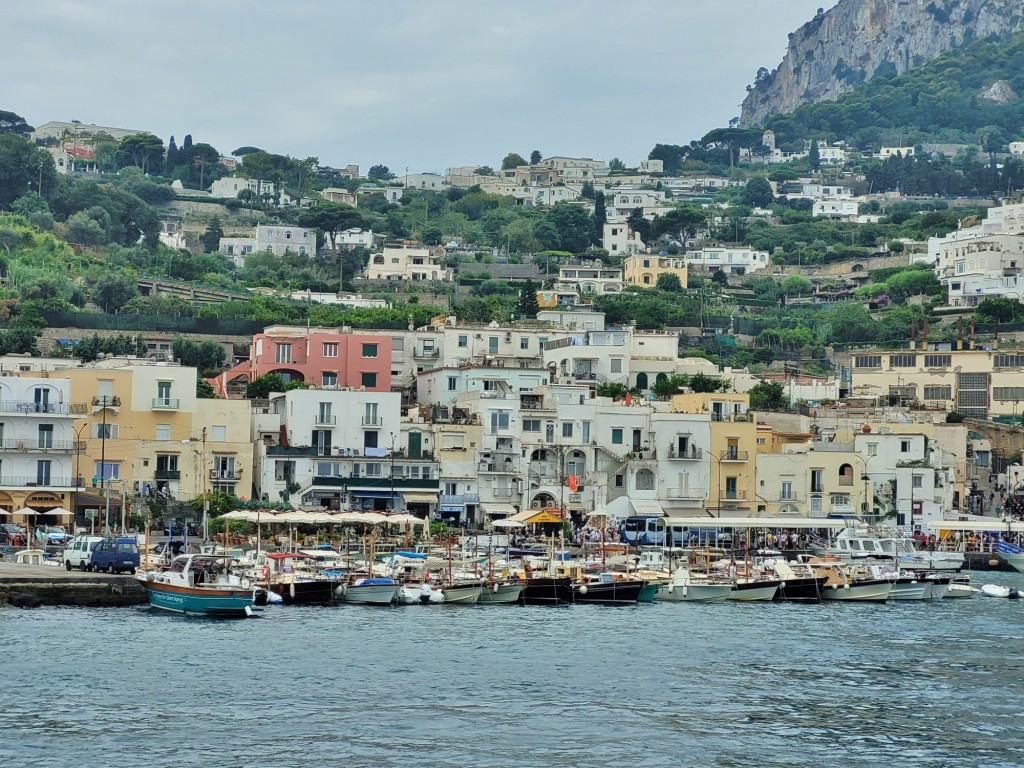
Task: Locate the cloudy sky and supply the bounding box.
[8,1,835,173]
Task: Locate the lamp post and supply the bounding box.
[72,422,88,533]
[389,431,397,513]
[861,454,877,523]
[708,451,725,518]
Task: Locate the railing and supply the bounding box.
[0,439,80,452]
[91,396,121,407]
[155,469,181,480]
[664,486,707,499]
[414,348,440,358]
[3,476,77,487]
[711,413,751,422]
[152,398,181,410]
[722,490,749,500]
[0,401,87,416]
[668,447,702,460]
[721,450,749,461]
[361,416,383,427]
[778,494,801,503]
[209,469,242,480]
[315,415,338,425]
[478,462,519,474]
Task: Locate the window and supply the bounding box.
[37,424,53,449]
[490,411,510,433]
[211,426,226,442]
[322,372,337,387]
[520,337,529,350]
[93,423,119,439]
[955,260,965,274]
[610,358,622,373]
[900,440,911,453]
[36,460,51,485]
[95,461,119,481]
[391,337,404,352]
[488,337,499,354]
[322,343,339,358]
[996,386,1024,401]
[361,372,377,388]
[522,419,541,432]
[867,443,877,456]
[615,474,624,488]
[582,421,590,443]
[889,354,916,368]
[912,474,923,489]
[924,354,951,368]
[447,377,458,392]
[458,335,468,348]
[854,355,882,368]
[838,463,854,486]
[810,469,824,494]
[275,344,292,364]
[364,431,379,449]
[444,482,457,495]
[362,343,378,358]
[830,493,850,507]
[562,422,573,439]
[156,381,172,405]
[365,462,382,477]
[155,424,171,441]
[924,385,952,400]
[611,428,623,445]
[995,355,1024,368]
[781,481,793,500]
[441,433,465,450]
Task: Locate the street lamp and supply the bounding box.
[861,453,878,522]
[389,431,397,513]
[708,451,725,518]
[72,422,89,534]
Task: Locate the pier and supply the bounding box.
[0,563,146,607]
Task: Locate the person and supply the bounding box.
[419,577,433,605]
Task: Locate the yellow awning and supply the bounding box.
[402,492,439,504]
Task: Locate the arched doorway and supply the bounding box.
[636,372,649,390]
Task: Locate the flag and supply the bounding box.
[568,475,579,492]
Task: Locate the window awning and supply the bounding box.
[350,490,396,499]
[402,492,438,504]
[481,503,518,517]
[630,500,665,517]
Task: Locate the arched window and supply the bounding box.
[373,255,384,264]
[566,450,586,476]
[655,372,668,383]
[530,449,549,462]
[635,372,649,389]
[636,468,655,491]
[633,196,642,204]
[838,463,854,486]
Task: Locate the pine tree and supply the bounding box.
[808,138,821,171]
[201,217,224,253]
[165,136,178,175]
[517,279,540,318]
[182,134,193,151]
[593,191,607,244]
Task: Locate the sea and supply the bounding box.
[2,574,1023,768]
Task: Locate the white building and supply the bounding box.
[364,244,452,282]
[210,176,275,200]
[219,224,317,265]
[336,228,375,249]
[813,199,860,218]
[400,173,445,191]
[555,263,624,296]
[602,222,646,255]
[684,246,771,275]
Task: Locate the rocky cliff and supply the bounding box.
[740,0,1024,126]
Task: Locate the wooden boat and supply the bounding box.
[655,568,732,602]
[137,554,259,618]
[477,581,525,604]
[340,576,399,605]
[258,552,337,606]
[572,572,646,605]
[519,576,574,605]
[809,558,893,602]
[439,581,484,604]
[766,559,826,603]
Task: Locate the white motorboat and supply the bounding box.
[922,573,951,600]
[727,578,779,602]
[821,526,965,572]
[888,577,928,601]
[398,584,444,604]
[656,568,732,602]
[477,582,525,604]
[339,577,399,605]
[944,576,978,598]
[811,559,893,602]
[980,583,1021,599]
[996,541,1024,574]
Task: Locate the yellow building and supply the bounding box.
[755,445,867,518]
[624,254,688,288]
[672,392,756,514]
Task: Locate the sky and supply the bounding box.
[7,1,836,174]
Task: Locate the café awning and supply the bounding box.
[402,492,438,504]
[481,503,518,517]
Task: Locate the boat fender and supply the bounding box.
[989,559,1000,568]
[831,584,839,590]
[145,573,155,582]
[667,584,674,594]
[844,583,850,590]
[290,582,296,599]
[493,584,499,593]
[261,565,271,580]
[579,585,588,595]
[779,581,786,590]
[240,577,251,590]
[681,586,687,597]
[244,605,253,617]
[1011,589,1020,600]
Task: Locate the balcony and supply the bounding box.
[778,494,801,503]
[711,412,752,422]
[664,486,707,499]
[668,446,702,460]
[91,395,121,412]
[152,398,181,410]
[0,439,81,453]
[0,401,87,416]
[315,415,338,425]
[210,469,242,481]
[722,490,749,501]
[154,469,181,480]
[413,348,440,359]
[361,416,383,427]
[3,475,77,487]
[720,450,749,462]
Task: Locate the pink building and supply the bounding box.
[214,326,393,397]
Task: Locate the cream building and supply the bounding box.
[364,244,452,282]
[624,254,688,288]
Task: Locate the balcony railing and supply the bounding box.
[721,450,749,461]
[664,486,707,499]
[2,476,77,487]
[154,469,181,480]
[0,439,81,452]
[152,398,181,410]
[315,415,338,425]
[668,446,702,460]
[778,494,801,503]
[91,396,121,408]
[722,490,749,501]
[210,469,242,481]
[0,401,87,416]
[414,348,440,358]
[478,462,519,474]
[361,416,383,427]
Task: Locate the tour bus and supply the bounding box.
[619,516,732,548]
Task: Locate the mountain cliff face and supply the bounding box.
[740,0,1024,126]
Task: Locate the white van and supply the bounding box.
[63,535,104,571]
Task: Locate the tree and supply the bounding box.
[232,146,263,157]
[741,176,775,207]
[201,217,224,253]
[626,207,651,243]
[196,379,217,399]
[593,191,607,242]
[367,164,393,181]
[652,205,706,243]
[0,135,57,207]
[165,136,178,174]
[91,272,138,311]
[501,153,527,170]
[688,372,728,393]
[530,150,542,165]
[65,211,107,246]
[244,372,307,398]
[115,133,165,174]
[297,203,365,258]
[748,380,787,410]
[475,166,495,176]
[173,336,226,372]
[648,143,687,175]
[781,275,812,296]
[545,204,594,253]
[517,279,540,317]
[580,181,596,200]
[808,139,821,171]
[608,158,627,172]
[0,110,32,137]
[655,273,683,292]
[711,270,729,286]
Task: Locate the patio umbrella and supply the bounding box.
[388,513,428,528]
[492,518,526,529]
[39,507,73,518]
[13,507,38,517]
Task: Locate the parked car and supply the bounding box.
[37,526,70,545]
[0,523,25,546]
[63,535,104,570]
[89,537,140,574]
[163,524,200,537]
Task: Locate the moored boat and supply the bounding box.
[812,559,893,602]
[572,572,646,605]
[655,568,731,602]
[340,576,399,605]
[944,575,978,598]
[440,582,484,604]
[766,559,826,603]
[519,576,574,605]
[477,581,525,604]
[259,552,337,606]
[138,554,258,618]
[728,578,779,602]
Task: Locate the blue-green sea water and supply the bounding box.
[2,574,1023,768]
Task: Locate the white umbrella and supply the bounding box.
[388,513,428,528]
[331,511,366,525]
[39,507,73,518]
[353,512,389,525]
[493,518,526,529]
[13,507,38,517]
[223,509,272,523]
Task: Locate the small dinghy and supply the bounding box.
[980,584,1021,599]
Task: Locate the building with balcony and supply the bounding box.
[755,445,867,519]
[684,246,771,275]
[555,263,624,296]
[624,254,688,288]
[364,244,452,282]
[213,326,393,396]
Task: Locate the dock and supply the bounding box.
[0,562,146,607]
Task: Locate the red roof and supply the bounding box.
[64,147,96,159]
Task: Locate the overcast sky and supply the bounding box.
[8,1,835,173]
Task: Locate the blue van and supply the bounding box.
[89,537,140,574]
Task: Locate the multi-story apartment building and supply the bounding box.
[624,254,688,288]
[219,224,317,265]
[215,327,393,396]
[364,244,452,281]
[555,263,624,296]
[604,223,647,256]
[684,246,771,275]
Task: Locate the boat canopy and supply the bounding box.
[268,552,312,560]
[927,520,1024,532]
[660,516,849,530]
